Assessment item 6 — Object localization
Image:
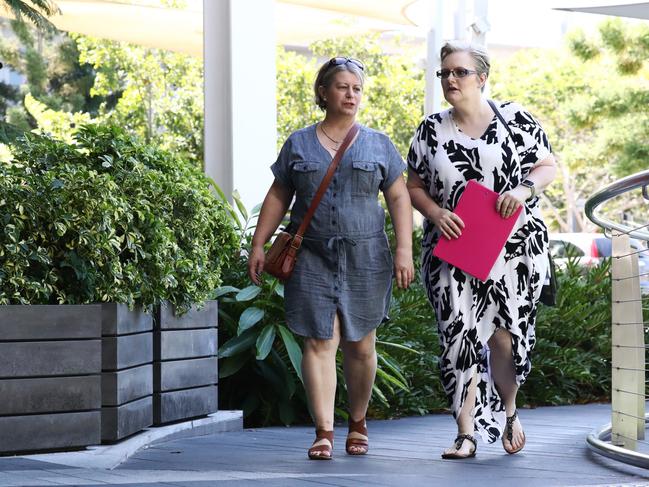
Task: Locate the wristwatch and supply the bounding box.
[520,179,536,200]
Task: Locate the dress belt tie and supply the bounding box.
[326,236,357,250]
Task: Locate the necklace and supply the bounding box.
[319,124,341,145]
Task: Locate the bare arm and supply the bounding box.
[520,154,558,192]
[383,176,414,289]
[406,168,465,239]
[495,154,558,218]
[248,179,294,284]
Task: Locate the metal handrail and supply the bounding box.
[587,418,649,470]
[584,169,649,241]
[585,168,649,469]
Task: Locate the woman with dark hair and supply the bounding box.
[407,41,557,459]
[248,57,414,460]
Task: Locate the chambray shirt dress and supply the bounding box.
[271,124,406,341]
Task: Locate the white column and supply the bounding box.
[230,0,276,211]
[203,0,277,211]
[204,0,233,200]
[454,0,468,41]
[471,0,489,46]
[424,0,444,116]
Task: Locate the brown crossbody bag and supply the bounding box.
[264,123,360,281]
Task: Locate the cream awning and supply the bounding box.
[0,0,420,57]
[553,1,649,20]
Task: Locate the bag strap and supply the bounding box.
[292,123,360,247]
[487,99,515,141]
[490,99,554,290]
[489,99,527,176]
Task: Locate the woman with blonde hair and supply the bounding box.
[407,41,557,459]
[249,56,414,460]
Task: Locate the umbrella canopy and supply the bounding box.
[0,0,419,56]
[553,1,649,20]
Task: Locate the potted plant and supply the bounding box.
[0,125,237,451]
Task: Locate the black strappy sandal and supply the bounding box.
[503,410,526,454]
[441,433,477,459]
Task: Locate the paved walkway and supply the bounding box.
[1,404,649,486]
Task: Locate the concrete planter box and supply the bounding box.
[153,301,218,424]
[101,304,153,442]
[0,305,102,454]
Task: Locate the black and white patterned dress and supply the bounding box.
[407,101,552,443]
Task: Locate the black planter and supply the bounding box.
[101,304,153,442]
[0,305,102,453]
[153,301,218,424]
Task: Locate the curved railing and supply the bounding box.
[585,168,649,468]
[585,169,649,239]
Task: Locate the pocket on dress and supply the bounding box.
[292,161,321,196]
[351,160,380,196]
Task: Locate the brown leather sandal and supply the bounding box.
[503,410,526,454]
[308,429,334,460]
[346,417,369,455]
[441,433,477,459]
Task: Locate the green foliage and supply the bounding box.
[565,19,649,179]
[24,93,94,142]
[1,20,202,167]
[276,35,425,156]
[372,276,447,417]
[0,18,106,127]
[0,120,25,144]
[567,29,600,61]
[0,0,59,32]
[521,257,612,406]
[275,48,320,151]
[215,199,307,426]
[490,33,647,230]
[75,36,204,166]
[0,124,237,310]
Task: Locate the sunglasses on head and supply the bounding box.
[328,57,365,71]
[436,68,478,79]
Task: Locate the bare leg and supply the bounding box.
[488,328,525,452]
[340,329,377,453]
[443,368,477,457]
[302,314,341,458]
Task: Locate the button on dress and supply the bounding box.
[271,124,406,341]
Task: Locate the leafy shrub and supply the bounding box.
[521,257,612,406]
[0,124,237,311]
[369,221,446,418]
[276,35,425,156]
[215,199,309,426]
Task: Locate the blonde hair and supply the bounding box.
[313,59,365,111]
[440,41,490,91]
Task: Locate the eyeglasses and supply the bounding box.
[436,68,478,79]
[328,57,365,71]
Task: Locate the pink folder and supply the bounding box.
[432,180,522,282]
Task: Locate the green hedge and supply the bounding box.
[0,124,237,311]
[521,258,611,406]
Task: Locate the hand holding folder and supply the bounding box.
[432,180,523,282]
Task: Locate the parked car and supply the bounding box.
[549,232,649,293]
